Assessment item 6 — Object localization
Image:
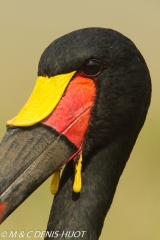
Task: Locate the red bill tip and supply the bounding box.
[0,202,7,224]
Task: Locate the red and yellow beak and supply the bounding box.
[0,71,96,223]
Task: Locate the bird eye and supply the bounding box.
[81,59,103,77]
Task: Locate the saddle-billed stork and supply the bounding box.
[0,28,151,239]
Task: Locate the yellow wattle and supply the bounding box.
[50,170,60,195]
[73,153,82,193]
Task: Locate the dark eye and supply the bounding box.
[81,59,103,77]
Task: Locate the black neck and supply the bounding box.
[45,138,130,240]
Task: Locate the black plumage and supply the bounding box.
[38,28,151,239]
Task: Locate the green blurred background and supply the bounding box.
[0,1,160,239]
